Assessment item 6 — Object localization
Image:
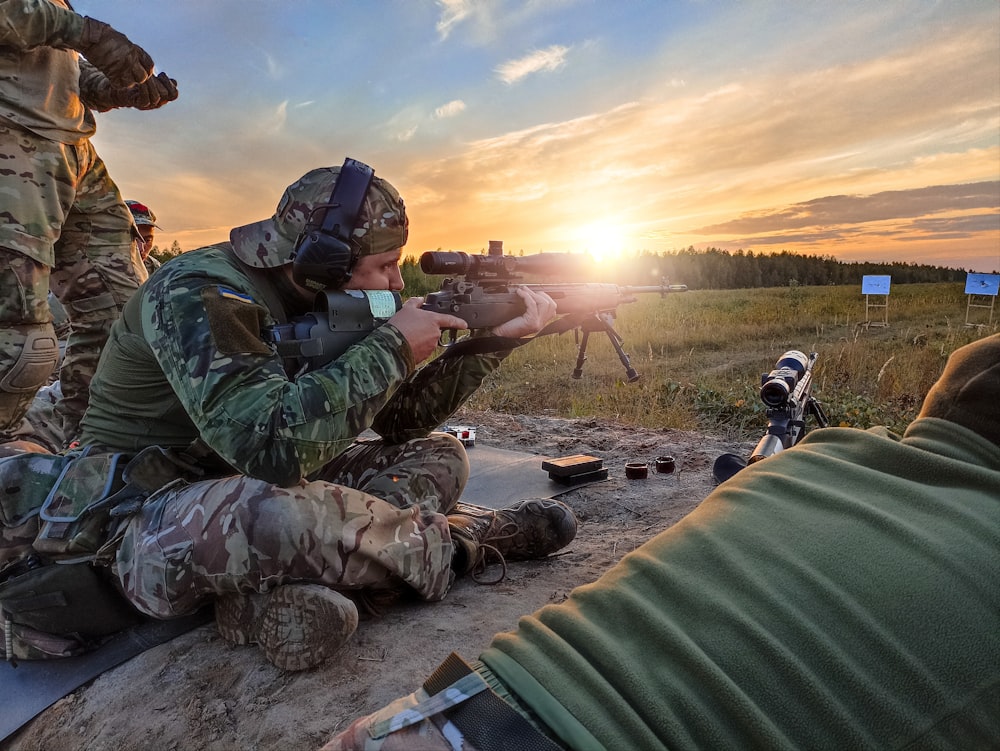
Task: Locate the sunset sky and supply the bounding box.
[76,0,1000,273]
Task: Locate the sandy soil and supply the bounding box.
[4,410,746,751]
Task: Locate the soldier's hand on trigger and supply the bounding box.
[491,286,557,339]
[388,297,468,363]
[72,17,155,88]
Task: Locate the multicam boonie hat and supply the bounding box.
[229,165,408,269]
[125,200,160,228]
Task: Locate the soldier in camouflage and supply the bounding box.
[125,199,163,275]
[76,163,579,671]
[0,0,178,448]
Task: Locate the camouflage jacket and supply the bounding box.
[0,0,95,142]
[80,244,504,486]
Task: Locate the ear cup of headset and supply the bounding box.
[290,158,375,291]
[291,231,355,290]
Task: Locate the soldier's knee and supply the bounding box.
[0,324,59,430]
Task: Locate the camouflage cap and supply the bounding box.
[125,200,160,228]
[229,166,408,269]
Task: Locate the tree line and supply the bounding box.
[150,242,975,293]
[402,246,973,295]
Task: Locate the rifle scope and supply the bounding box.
[759,350,809,408]
[420,250,578,279]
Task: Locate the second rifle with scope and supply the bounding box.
[712,350,830,483]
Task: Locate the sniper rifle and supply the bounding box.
[266,240,687,380]
[420,240,687,381]
[712,350,829,483]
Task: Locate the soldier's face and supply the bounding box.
[345,249,405,292]
[137,225,155,258]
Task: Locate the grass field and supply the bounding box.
[458,282,996,439]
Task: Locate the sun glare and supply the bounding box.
[578,222,627,263]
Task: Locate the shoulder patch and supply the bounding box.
[217,287,256,304]
[201,286,272,356]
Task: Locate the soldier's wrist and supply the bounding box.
[48,8,86,49]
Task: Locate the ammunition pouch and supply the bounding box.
[0,554,144,662]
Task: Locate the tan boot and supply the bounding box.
[215,583,358,671]
[447,498,578,583]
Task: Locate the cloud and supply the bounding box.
[496,45,570,84]
[263,100,288,136]
[434,100,467,119]
[690,183,1000,235]
[436,0,470,40]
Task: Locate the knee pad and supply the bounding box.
[0,324,60,395]
[0,325,59,431]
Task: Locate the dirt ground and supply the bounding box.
[4,410,747,751]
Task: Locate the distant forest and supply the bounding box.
[151,242,982,292]
[623,247,973,289]
[403,246,977,294]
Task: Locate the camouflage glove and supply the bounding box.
[69,16,154,88]
[121,72,179,110]
[80,65,178,112]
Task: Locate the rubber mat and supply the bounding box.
[462,444,563,509]
[0,609,212,741]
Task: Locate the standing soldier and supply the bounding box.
[0,0,178,448]
[125,199,164,275]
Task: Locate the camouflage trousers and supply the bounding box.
[114,434,470,619]
[0,122,146,444]
[4,381,65,454]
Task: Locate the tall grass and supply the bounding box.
[459,282,995,438]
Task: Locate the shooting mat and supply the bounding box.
[0,442,583,741]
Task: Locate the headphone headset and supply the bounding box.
[291,157,375,291]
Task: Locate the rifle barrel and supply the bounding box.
[624,284,688,294]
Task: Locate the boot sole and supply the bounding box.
[256,584,359,672]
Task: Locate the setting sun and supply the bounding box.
[578,222,628,263]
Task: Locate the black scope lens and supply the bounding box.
[760,377,793,407]
[758,351,809,407]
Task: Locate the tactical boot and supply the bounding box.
[448,498,578,583]
[215,583,359,672]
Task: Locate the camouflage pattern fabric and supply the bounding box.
[115,434,466,619]
[81,244,501,478]
[321,683,483,751]
[78,242,506,619]
[4,382,65,454]
[0,0,95,144]
[0,0,147,446]
[0,127,146,443]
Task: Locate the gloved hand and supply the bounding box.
[80,67,178,112]
[124,72,179,110]
[70,16,154,88]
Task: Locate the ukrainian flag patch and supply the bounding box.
[218,287,255,304]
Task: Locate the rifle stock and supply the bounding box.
[421,280,687,329]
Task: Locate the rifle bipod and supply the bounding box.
[571,312,639,382]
